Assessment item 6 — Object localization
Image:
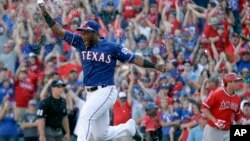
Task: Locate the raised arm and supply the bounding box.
[39,79,53,100]
[127,66,135,106]
[234,38,243,62]
[188,4,206,19]
[38,0,65,38]
[183,9,190,27]
[211,42,219,62]
[175,0,182,22]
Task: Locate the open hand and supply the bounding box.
[37,0,44,5]
[37,0,46,12]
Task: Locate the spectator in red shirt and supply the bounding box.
[176,51,185,73]
[146,3,160,26]
[14,66,35,122]
[161,1,181,34]
[119,0,142,20]
[141,102,161,141]
[26,52,42,88]
[113,90,132,141]
[27,53,42,74]
[113,92,132,126]
[155,84,173,106]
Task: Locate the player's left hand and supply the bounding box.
[214,119,226,129]
[155,64,166,72]
[37,0,44,5]
[37,0,46,13]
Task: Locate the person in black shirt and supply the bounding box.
[37,80,70,141]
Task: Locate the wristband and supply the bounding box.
[143,59,155,69]
[44,12,56,27]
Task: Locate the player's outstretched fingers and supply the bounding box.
[155,64,166,72]
[37,0,46,13]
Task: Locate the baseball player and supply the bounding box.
[37,0,166,141]
[201,73,242,141]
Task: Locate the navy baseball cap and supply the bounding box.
[159,74,168,80]
[51,80,66,88]
[77,20,100,32]
[146,102,158,110]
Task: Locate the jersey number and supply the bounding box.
[37,110,43,116]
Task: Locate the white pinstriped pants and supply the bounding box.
[75,86,132,141]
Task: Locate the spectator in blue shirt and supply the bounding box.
[187,114,207,141]
[0,98,19,141]
[0,79,13,105]
[159,99,181,141]
[179,32,196,60]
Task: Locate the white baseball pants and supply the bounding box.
[75,86,132,141]
[202,124,229,141]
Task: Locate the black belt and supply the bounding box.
[86,85,107,92]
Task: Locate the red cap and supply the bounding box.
[223,73,242,84]
[239,48,249,54]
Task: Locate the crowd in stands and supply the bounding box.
[1,0,250,141]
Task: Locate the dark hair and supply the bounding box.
[137,34,147,43]
[193,63,198,71]
[200,69,210,78]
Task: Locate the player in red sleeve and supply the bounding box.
[201,73,242,141]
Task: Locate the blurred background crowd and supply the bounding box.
[1,0,250,141]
